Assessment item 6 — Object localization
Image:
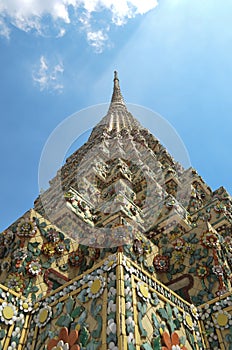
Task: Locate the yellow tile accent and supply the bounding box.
[90,279,101,294]
[216,313,229,327]
[39,308,49,324]
[2,305,14,320]
[139,283,149,299]
[185,313,193,329]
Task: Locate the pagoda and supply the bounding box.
[0,72,231,350]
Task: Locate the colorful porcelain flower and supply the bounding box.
[183,243,194,255]
[12,248,28,261]
[213,310,232,330]
[172,251,184,264]
[153,255,169,272]
[196,265,209,279]
[172,237,185,251]
[55,242,66,254]
[68,250,84,267]
[47,327,80,350]
[162,331,187,350]
[46,228,60,243]
[212,265,224,276]
[103,255,117,271]
[183,312,195,330]
[0,302,18,325]
[27,260,42,276]
[17,218,37,238]
[6,273,25,293]
[201,231,218,248]
[190,304,199,319]
[42,242,56,256]
[35,305,52,328]
[19,300,33,313]
[87,275,105,299]
[137,282,150,302]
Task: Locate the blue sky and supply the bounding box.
[0,0,232,231]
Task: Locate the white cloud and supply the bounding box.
[57,27,66,37]
[87,29,108,53]
[33,55,64,93]
[78,11,110,52]
[0,0,158,50]
[0,17,10,39]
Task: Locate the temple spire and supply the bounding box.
[87,70,141,137]
[110,70,125,105]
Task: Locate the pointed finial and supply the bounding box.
[111,70,125,105]
[114,71,118,80]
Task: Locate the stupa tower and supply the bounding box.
[0,73,231,350]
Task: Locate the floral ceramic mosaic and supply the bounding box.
[0,74,232,350]
[0,253,211,349]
